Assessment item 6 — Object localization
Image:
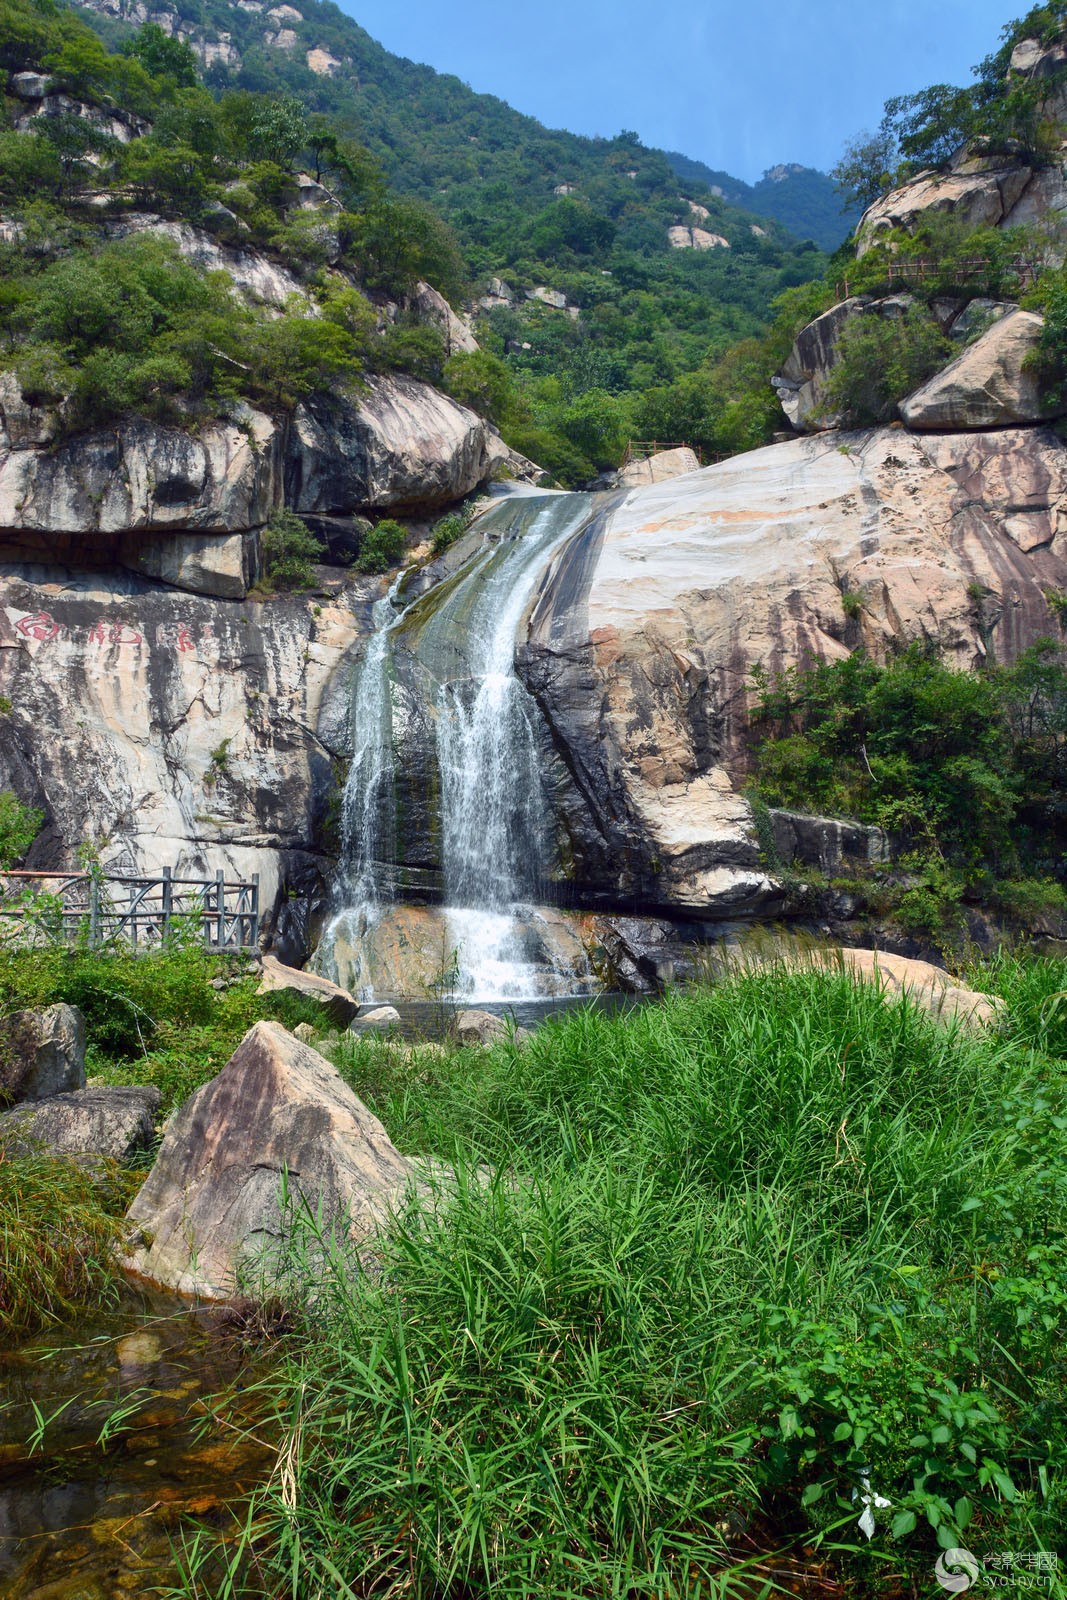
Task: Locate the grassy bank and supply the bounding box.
[166,960,1067,1597]
[0,942,323,1340]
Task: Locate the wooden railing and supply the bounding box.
[0,868,260,950]
[622,439,707,467]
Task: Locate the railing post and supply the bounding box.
[88,875,100,949]
[250,873,259,949]
[161,866,172,946]
[215,869,225,949]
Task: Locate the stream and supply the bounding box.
[0,1291,275,1599]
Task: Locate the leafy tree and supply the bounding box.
[122,22,197,89]
[830,129,896,211]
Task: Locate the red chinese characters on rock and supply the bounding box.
[14,611,60,643]
[175,624,195,653]
[87,620,143,647]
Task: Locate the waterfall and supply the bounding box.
[428,495,595,999]
[319,492,596,1001]
[317,572,413,997]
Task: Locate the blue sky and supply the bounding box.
[336,0,1015,183]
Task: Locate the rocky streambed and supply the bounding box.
[0,1290,276,1599]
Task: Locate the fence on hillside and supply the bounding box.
[0,868,260,951]
[622,439,709,467]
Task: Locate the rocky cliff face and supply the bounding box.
[0,564,367,954]
[521,427,1067,914]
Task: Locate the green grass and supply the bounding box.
[0,1151,131,1339]
[168,965,1067,1598]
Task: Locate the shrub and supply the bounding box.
[260,508,321,590]
[821,305,952,426]
[356,518,407,574]
[0,791,43,868]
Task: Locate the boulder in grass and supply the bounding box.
[125,1021,413,1299]
[349,1005,401,1032]
[0,1004,86,1104]
[455,1008,508,1047]
[0,1084,160,1161]
[257,954,361,1028]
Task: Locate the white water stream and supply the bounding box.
[320,493,597,1001]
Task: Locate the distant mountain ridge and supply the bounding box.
[72,0,838,252]
[664,152,860,251]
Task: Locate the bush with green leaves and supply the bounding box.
[820,305,952,426]
[259,508,322,590]
[0,791,42,869]
[356,518,407,574]
[749,640,1067,875]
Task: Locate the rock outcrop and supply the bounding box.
[126,1021,413,1297]
[0,1084,160,1160]
[521,427,1067,913]
[900,309,1055,430]
[617,447,701,488]
[286,374,505,516]
[0,402,277,599]
[0,1003,85,1103]
[0,566,366,946]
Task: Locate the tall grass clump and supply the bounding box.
[0,1150,127,1338]
[176,967,1067,1597]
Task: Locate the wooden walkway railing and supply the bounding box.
[622,439,708,467]
[0,868,260,950]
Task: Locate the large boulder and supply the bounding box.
[0,1084,160,1160]
[617,448,701,488]
[125,1021,414,1297]
[900,309,1056,430]
[521,427,1067,913]
[0,402,279,597]
[0,1004,85,1104]
[796,947,1002,1029]
[286,373,501,515]
[258,953,361,1027]
[774,297,869,430]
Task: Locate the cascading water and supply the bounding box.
[318,491,598,1001]
[427,495,596,999]
[317,572,413,997]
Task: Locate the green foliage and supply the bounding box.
[183,965,1067,1589]
[821,305,952,426]
[429,506,474,556]
[260,508,321,590]
[121,21,196,87]
[831,129,896,211]
[749,641,1067,878]
[0,1150,127,1339]
[356,518,407,575]
[0,791,43,869]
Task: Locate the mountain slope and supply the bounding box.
[664,152,860,250]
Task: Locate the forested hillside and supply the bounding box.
[51,0,828,474]
[664,152,860,250]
